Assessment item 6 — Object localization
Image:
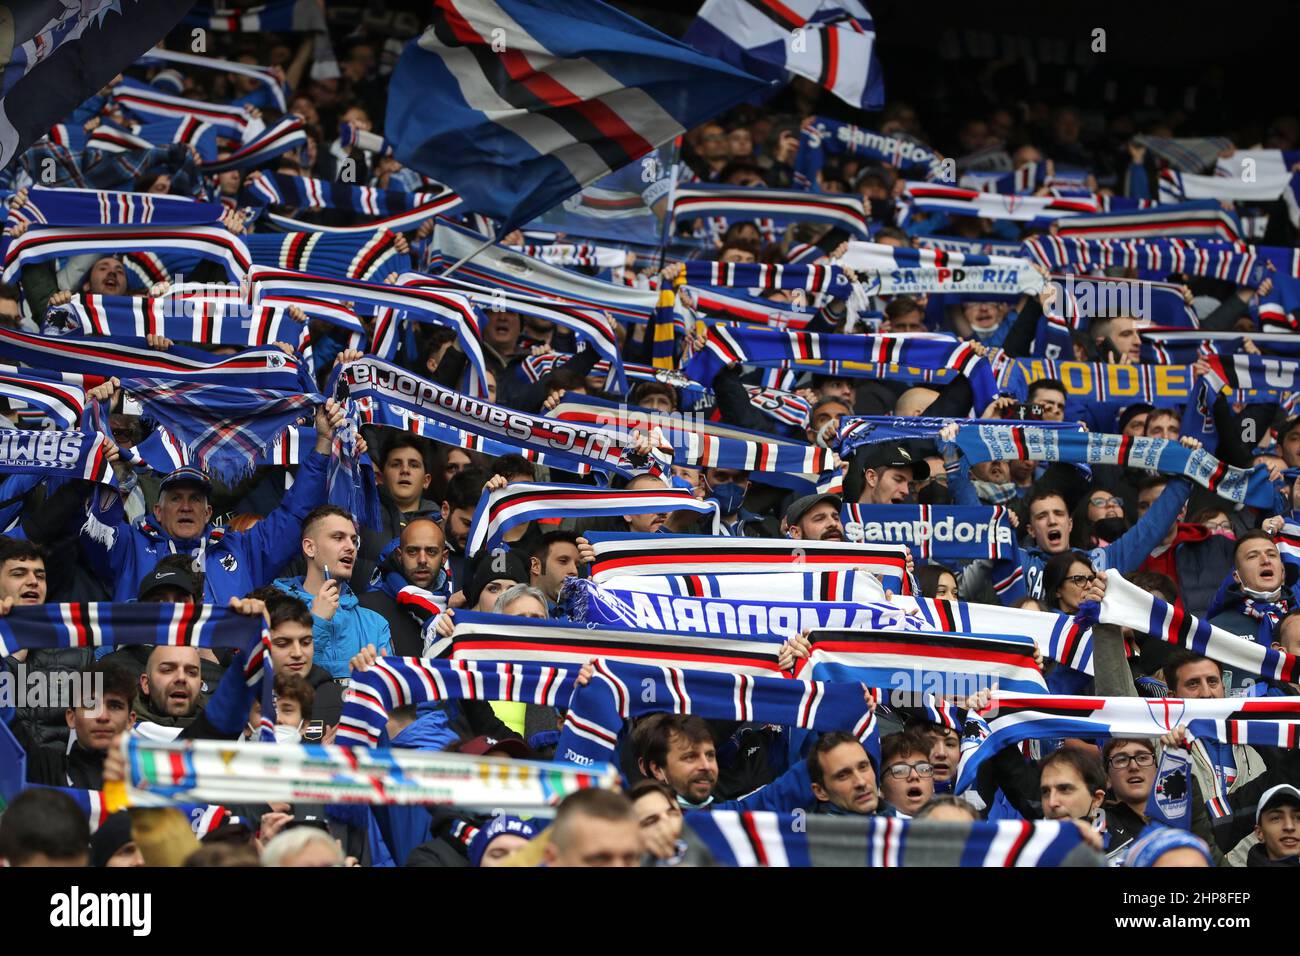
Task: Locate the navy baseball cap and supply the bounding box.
[159,466,212,495]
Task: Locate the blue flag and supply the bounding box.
[0,1,195,168]
[385,0,771,231]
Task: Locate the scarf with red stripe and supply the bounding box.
[556,658,878,767]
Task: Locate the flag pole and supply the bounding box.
[438,230,498,278]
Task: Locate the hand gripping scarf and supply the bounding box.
[556,659,878,767]
[686,812,1099,867]
[954,692,1300,793]
[467,480,720,555]
[1078,571,1299,686]
[794,628,1048,695]
[334,357,670,481]
[113,735,615,813]
[793,117,946,189]
[429,610,787,676]
[584,531,911,593]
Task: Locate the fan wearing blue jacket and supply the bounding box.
[274,504,392,678]
[80,400,345,605]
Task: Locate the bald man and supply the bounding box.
[894,387,939,418]
[358,518,449,656]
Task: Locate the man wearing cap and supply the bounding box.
[80,400,343,605]
[854,443,928,505]
[785,493,845,542]
[1250,784,1300,866]
[468,815,537,867]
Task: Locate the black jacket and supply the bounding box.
[305,665,344,727]
[1246,843,1299,867]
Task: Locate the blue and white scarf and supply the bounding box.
[841,241,1045,296]
[6,186,223,229]
[50,293,304,350]
[241,171,460,233]
[598,569,888,604]
[794,117,945,188]
[843,503,1021,563]
[671,183,870,240]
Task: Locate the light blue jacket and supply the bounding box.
[272,576,392,678]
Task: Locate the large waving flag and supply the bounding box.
[685,0,884,111]
[0,0,196,168]
[386,0,771,232]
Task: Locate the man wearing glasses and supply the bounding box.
[274,505,393,679]
[877,730,936,818]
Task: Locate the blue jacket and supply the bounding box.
[273,576,393,678]
[705,761,816,814]
[81,449,330,604]
[1022,478,1192,601]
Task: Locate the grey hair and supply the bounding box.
[261,827,343,867]
[493,582,548,615]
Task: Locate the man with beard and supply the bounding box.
[856,443,927,505]
[441,469,489,595]
[785,493,845,542]
[360,518,447,656]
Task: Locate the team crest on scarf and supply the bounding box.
[1144,698,1187,731]
[220,554,237,572]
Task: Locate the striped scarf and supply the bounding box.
[841,241,1045,296]
[1084,571,1299,685]
[795,628,1048,695]
[0,601,260,656]
[241,171,461,233]
[1158,168,1288,205]
[0,429,117,490]
[558,576,909,637]
[430,611,787,678]
[1050,200,1240,242]
[671,184,870,240]
[467,481,720,554]
[556,659,877,767]
[898,183,1103,224]
[999,357,1200,407]
[835,414,1081,460]
[598,568,888,604]
[114,734,614,813]
[1140,330,1300,365]
[1,223,252,284]
[843,504,1021,563]
[111,78,252,138]
[685,325,998,414]
[85,117,220,164]
[0,365,85,428]
[951,424,1277,509]
[1019,235,1293,284]
[337,657,577,747]
[794,117,945,189]
[141,47,287,111]
[117,379,317,484]
[900,596,1094,675]
[336,357,669,481]
[687,811,1099,867]
[0,328,305,390]
[680,261,850,297]
[198,116,308,174]
[584,532,911,592]
[7,186,224,228]
[244,229,408,282]
[51,293,304,351]
[954,692,1300,793]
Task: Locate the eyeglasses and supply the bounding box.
[1204,521,1232,533]
[1088,496,1123,509]
[883,761,934,779]
[1063,573,1096,587]
[1106,751,1156,770]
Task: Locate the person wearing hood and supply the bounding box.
[1207,528,1297,653]
[1135,477,1235,616]
[359,518,448,656]
[273,504,392,679]
[76,397,342,605]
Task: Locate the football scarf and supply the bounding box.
[954,692,1300,793]
[240,171,461,233]
[843,504,1020,563]
[1130,135,1233,173]
[431,611,787,678]
[391,272,626,393]
[467,481,720,554]
[671,183,870,239]
[558,576,909,638]
[117,378,317,484]
[336,657,579,747]
[684,325,997,413]
[1051,201,1242,242]
[0,365,85,429]
[112,734,614,813]
[679,283,817,332]
[0,223,252,283]
[0,328,304,390]
[999,357,1199,408]
[111,77,252,138]
[1019,235,1290,284]
[793,117,945,189]
[1203,354,1300,396]
[685,811,1098,867]
[140,47,286,110]
[586,568,888,604]
[794,628,1047,695]
[898,182,1101,223]
[250,266,488,395]
[50,293,303,350]
[950,424,1277,508]
[6,186,224,228]
[510,242,625,269]
[835,414,1082,460]
[547,393,833,474]
[0,429,117,490]
[1080,571,1300,686]
[335,357,669,481]
[198,116,309,174]
[584,531,911,592]
[680,261,852,297]
[243,229,408,282]
[1158,168,1288,204]
[85,116,220,163]
[1140,330,1300,365]
[0,601,262,656]
[556,659,877,767]
[1145,747,1193,830]
[896,595,1094,676]
[840,241,1045,296]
